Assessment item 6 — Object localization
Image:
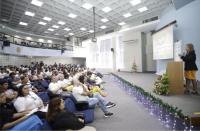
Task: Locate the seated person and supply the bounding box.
[38,74,49,90]
[21,76,38,93]
[0,92,30,130]
[13,85,46,118]
[0,79,18,102]
[72,79,115,117]
[47,97,96,130]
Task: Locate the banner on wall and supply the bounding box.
[174,40,183,61]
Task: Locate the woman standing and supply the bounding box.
[180,43,198,94]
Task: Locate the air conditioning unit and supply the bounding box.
[143,16,158,24]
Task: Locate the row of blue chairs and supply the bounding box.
[9,92,95,130]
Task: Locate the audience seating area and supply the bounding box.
[0,62,110,130]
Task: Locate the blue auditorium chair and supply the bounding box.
[64,98,95,124]
[37,91,49,104]
[9,115,43,131]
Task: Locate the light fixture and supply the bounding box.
[52,25,59,28]
[47,40,52,43]
[38,21,47,25]
[130,0,141,6]
[44,31,49,33]
[80,28,86,31]
[26,37,32,40]
[25,11,35,17]
[101,18,109,23]
[100,26,107,29]
[15,35,20,38]
[102,7,112,13]
[68,13,77,18]
[68,0,74,2]
[58,21,65,25]
[38,39,44,42]
[64,28,71,31]
[138,6,148,12]
[118,22,126,26]
[55,33,59,35]
[69,33,74,36]
[82,3,93,10]
[31,0,43,7]
[19,22,28,26]
[48,28,54,31]
[123,13,132,18]
[43,17,52,21]
[89,30,94,33]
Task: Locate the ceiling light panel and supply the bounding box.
[19,22,28,26]
[82,3,93,10]
[130,0,141,6]
[31,0,43,7]
[80,28,86,31]
[102,7,112,13]
[43,17,52,21]
[58,21,65,25]
[138,6,148,12]
[52,25,59,28]
[25,11,35,17]
[118,22,126,25]
[100,26,107,29]
[123,13,132,18]
[101,18,109,23]
[64,28,71,31]
[38,21,47,25]
[48,28,54,31]
[68,13,77,18]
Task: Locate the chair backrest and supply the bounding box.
[64,98,77,112]
[40,119,52,130]
[37,92,49,103]
[9,115,43,131]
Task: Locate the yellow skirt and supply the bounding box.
[185,71,197,80]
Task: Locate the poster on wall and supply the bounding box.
[174,40,183,61]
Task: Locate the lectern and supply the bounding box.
[167,62,184,95]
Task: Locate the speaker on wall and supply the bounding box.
[111,48,114,53]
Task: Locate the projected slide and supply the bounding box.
[153,25,174,60]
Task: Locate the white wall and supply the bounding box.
[119,31,143,72]
[145,33,156,71]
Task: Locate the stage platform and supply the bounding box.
[113,72,200,116]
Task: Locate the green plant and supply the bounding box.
[153,73,169,95]
[132,61,137,72]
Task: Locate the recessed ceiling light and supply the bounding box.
[68,13,77,18]
[26,37,32,40]
[43,17,52,21]
[38,39,44,42]
[101,18,109,23]
[89,30,94,33]
[68,0,74,2]
[80,28,86,31]
[25,11,35,17]
[47,40,52,43]
[130,0,141,6]
[48,28,54,31]
[44,31,49,33]
[138,6,148,12]
[15,35,20,38]
[100,26,107,29]
[82,3,93,10]
[64,28,71,31]
[55,33,60,35]
[69,33,74,36]
[58,21,65,25]
[31,0,43,7]
[102,7,112,13]
[38,21,46,25]
[118,22,126,26]
[19,22,28,26]
[1,19,8,22]
[123,13,132,18]
[52,25,59,28]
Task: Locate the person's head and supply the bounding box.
[18,84,30,97]
[51,75,58,83]
[59,74,64,81]
[47,97,64,122]
[21,76,29,84]
[186,43,194,52]
[0,79,8,90]
[0,92,6,104]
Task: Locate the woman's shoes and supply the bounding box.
[191,91,199,95]
[184,90,190,95]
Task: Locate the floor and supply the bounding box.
[90,75,169,131]
[114,72,200,116]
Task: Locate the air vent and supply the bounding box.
[105,29,114,34]
[143,16,158,24]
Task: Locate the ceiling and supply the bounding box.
[0,0,172,39]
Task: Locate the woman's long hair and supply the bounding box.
[186,43,194,53]
[46,97,63,122]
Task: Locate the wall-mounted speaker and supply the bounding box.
[111,48,114,52]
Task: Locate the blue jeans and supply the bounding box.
[93,93,109,113]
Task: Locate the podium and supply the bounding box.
[167,62,184,95]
